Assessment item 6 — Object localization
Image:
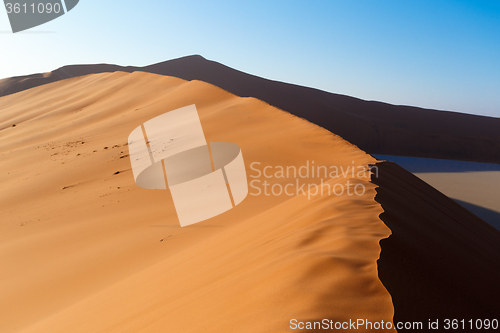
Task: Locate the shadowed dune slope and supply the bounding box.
[0,72,394,332]
[373,162,500,332]
[1,55,499,163]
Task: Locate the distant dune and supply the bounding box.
[1,55,499,163]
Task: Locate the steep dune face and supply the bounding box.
[374,162,500,331]
[0,72,394,332]
[2,55,499,163]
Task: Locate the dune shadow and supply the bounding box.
[374,155,500,173]
[373,162,500,332]
[453,199,500,231]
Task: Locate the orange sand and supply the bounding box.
[0,72,394,332]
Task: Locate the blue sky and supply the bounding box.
[1,0,499,116]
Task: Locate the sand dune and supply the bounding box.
[2,70,499,333]
[0,72,394,332]
[2,55,499,163]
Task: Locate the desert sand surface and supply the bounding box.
[0,72,395,332]
[375,155,500,230]
[2,55,500,163]
[374,162,500,331]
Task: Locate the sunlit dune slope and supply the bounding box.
[0,72,393,332]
